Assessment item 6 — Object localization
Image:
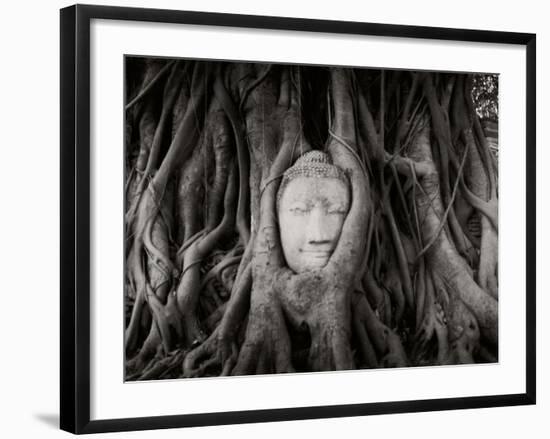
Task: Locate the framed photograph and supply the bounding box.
[60,4,536,434]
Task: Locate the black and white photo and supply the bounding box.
[124,58,500,380]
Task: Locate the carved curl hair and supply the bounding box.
[276,150,350,210]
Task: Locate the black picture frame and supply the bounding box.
[60,4,536,434]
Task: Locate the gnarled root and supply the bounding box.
[232,297,295,375]
[352,291,409,368]
[412,271,449,365]
[443,297,480,364]
[478,216,498,298]
[182,325,239,377]
[407,121,498,345]
[183,257,253,377]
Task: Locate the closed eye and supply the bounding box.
[289,202,309,214]
[327,207,347,214]
[290,207,308,214]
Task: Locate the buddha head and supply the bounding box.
[277,150,351,273]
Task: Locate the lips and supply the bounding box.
[300,249,331,257]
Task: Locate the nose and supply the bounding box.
[306,207,330,244]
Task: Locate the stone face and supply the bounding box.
[277,176,350,273]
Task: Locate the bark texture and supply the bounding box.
[124,59,499,379]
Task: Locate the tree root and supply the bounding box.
[352,291,408,368]
[124,64,499,378]
[183,259,253,377]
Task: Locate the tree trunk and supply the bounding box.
[124,60,499,380]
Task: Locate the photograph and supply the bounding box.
[0,0,542,436]
[123,57,499,381]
